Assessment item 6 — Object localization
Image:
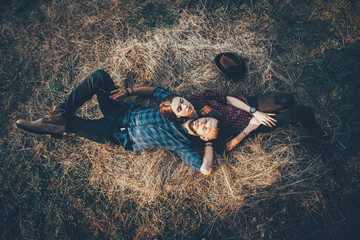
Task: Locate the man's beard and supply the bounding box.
[189,119,199,136]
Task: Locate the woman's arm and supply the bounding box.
[226,96,252,112]
[225,117,261,151]
[226,96,277,127]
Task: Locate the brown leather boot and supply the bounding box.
[15,108,67,138]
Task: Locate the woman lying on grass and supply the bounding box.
[110,86,327,153]
[158,91,327,152]
[109,53,328,152]
[155,53,327,152]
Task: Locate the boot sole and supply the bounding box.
[15,122,63,139]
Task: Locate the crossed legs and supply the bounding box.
[60,69,126,145]
[16,69,125,144]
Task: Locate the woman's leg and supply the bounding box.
[247,92,295,112]
[249,93,325,136]
[282,104,326,136]
[58,69,124,117]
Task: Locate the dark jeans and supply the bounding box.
[247,92,324,136]
[58,69,125,145]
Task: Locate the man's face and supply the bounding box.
[171,96,197,118]
[189,117,219,141]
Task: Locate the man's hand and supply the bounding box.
[252,111,277,127]
[109,88,129,101]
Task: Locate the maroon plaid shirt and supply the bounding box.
[190,92,252,152]
[190,92,251,134]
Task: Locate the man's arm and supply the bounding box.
[226,96,277,127]
[225,117,261,152]
[200,142,214,175]
[177,145,214,175]
[110,86,155,101]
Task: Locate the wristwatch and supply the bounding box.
[249,107,257,115]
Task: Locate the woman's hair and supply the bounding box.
[159,95,225,123]
[159,95,178,119]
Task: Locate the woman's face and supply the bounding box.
[170,97,197,118]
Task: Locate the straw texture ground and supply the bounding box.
[2,0,359,239]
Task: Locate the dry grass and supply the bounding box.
[104,12,275,95]
[7,10,330,239]
[2,0,358,239]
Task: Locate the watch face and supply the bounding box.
[250,107,256,113]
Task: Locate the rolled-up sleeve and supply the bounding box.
[152,87,173,102]
[176,148,203,172]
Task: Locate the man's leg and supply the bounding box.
[59,69,124,117]
[16,69,123,137]
[66,115,120,145]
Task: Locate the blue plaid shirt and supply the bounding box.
[114,87,203,172]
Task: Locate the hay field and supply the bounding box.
[1,0,360,239]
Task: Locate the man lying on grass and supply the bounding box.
[15,70,219,175]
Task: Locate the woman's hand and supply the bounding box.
[226,117,261,151]
[248,117,262,130]
[109,88,128,101]
[252,111,277,127]
[226,137,241,152]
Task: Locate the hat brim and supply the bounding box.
[214,52,246,80]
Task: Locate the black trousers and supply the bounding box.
[247,92,324,136]
[58,69,125,145]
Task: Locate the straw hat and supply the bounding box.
[214,52,247,81]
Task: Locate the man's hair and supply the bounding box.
[159,95,177,119]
